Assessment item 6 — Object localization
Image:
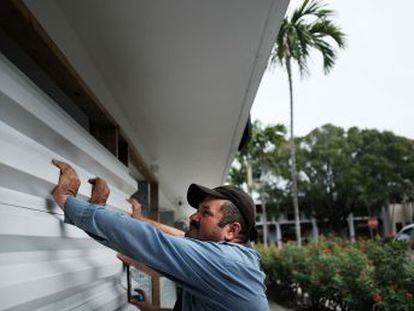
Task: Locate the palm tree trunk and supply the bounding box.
[245,158,253,196]
[286,57,302,246]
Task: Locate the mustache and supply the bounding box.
[189,220,199,229]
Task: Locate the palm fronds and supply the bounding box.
[270,0,346,77]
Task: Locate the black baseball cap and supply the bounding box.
[187,183,258,241]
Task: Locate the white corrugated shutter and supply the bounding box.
[0,53,138,310]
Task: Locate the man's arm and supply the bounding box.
[117,199,184,275]
[52,160,226,306]
[62,196,226,300]
[51,159,184,239]
[51,160,174,310]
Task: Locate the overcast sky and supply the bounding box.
[251,0,414,139]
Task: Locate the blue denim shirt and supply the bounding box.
[64,197,269,311]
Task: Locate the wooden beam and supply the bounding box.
[151,276,161,308]
[128,141,158,183]
[149,181,160,307]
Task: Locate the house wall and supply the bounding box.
[0,53,142,310]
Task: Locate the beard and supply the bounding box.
[184,221,222,242]
[185,221,200,239]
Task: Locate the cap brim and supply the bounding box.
[187,184,227,209]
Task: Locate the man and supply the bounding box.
[52,159,268,311]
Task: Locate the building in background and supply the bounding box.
[0,0,288,309]
[255,202,414,245]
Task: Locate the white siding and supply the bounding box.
[0,53,139,310]
[159,277,177,309]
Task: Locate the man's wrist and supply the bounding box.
[53,188,73,209]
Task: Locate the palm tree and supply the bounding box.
[270,0,345,246]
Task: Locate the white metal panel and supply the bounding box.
[0,54,139,310]
[159,277,177,309]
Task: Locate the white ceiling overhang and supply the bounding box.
[24,0,288,217]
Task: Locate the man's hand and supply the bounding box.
[52,159,81,208]
[128,198,143,220]
[129,288,160,311]
[129,288,151,310]
[88,177,110,205]
[127,197,185,237]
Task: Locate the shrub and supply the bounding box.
[257,237,414,310]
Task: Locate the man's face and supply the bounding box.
[185,197,227,242]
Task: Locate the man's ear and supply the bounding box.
[224,222,242,241]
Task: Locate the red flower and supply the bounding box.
[406,292,413,300]
[372,293,382,303]
[360,271,367,278]
[323,248,332,255]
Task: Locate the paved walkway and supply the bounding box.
[269,300,293,311]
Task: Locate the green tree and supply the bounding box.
[297,125,414,231]
[229,123,414,238]
[269,0,345,245]
[348,128,414,225]
[297,124,355,230]
[228,121,287,192]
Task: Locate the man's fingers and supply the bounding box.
[89,177,109,205]
[52,159,71,171]
[129,198,139,205]
[134,288,148,300]
[128,198,143,220]
[52,159,79,179]
[89,177,108,186]
[128,298,145,307]
[129,288,147,305]
[134,288,145,295]
[128,198,142,210]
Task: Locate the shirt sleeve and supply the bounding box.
[63,196,230,297]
